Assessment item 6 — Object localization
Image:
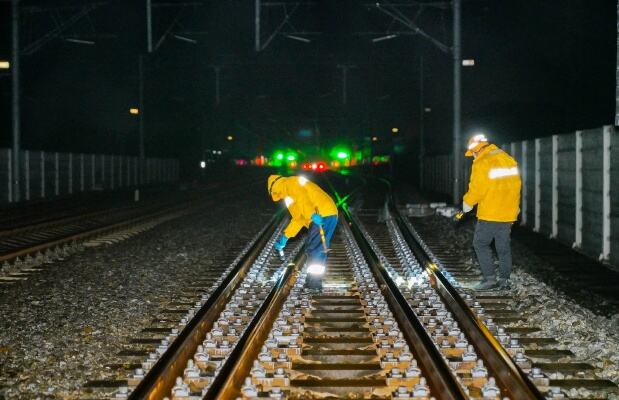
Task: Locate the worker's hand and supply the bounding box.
[462,202,473,213]
[274,235,288,251]
[451,211,466,228]
[311,213,323,226]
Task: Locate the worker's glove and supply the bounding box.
[311,213,323,226]
[462,202,473,213]
[274,235,288,251]
[451,210,467,228]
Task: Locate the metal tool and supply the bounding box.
[318,225,330,254]
[277,248,285,261]
[452,210,467,228]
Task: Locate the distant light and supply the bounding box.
[391,127,399,133]
[227,135,234,141]
[462,59,475,67]
[372,34,398,43]
[200,161,206,169]
[129,108,139,115]
[217,150,222,155]
[372,136,378,142]
[212,150,217,154]
[284,34,311,43]
[424,107,432,112]
[337,151,348,159]
[0,61,9,69]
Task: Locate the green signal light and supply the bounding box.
[287,155,296,161]
[337,151,349,159]
[276,153,284,160]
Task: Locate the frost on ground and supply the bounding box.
[0,193,273,399]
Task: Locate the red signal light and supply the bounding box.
[316,161,327,171]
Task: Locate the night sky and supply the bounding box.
[0,0,616,168]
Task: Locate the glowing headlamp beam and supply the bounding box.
[307,264,325,276]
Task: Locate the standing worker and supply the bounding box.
[268,175,338,288]
[460,134,521,290]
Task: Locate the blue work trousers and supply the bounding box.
[473,220,513,281]
[306,215,338,265]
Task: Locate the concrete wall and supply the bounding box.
[422,126,618,267]
[0,149,180,205]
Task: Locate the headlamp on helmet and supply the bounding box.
[465,133,489,157]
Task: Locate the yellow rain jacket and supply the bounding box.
[463,144,521,222]
[268,175,338,238]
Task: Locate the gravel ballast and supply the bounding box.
[0,190,275,399]
[412,214,619,398]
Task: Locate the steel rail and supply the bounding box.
[0,202,193,263]
[128,213,284,400]
[389,196,545,399]
[343,212,468,400]
[0,180,261,264]
[204,253,306,400]
[0,206,132,238]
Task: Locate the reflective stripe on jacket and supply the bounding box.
[267,175,338,238]
[463,144,521,222]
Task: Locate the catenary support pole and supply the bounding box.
[11,0,20,202]
[419,55,424,189]
[452,0,462,204]
[255,0,261,51]
[139,55,145,183]
[139,0,152,184]
[146,0,153,53]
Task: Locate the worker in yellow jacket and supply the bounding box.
[268,175,338,287]
[461,134,521,290]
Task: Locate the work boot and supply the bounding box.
[474,279,498,291]
[306,275,323,290]
[498,279,511,290]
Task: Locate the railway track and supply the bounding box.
[0,200,197,284]
[0,181,262,284]
[117,216,467,400]
[404,209,619,400]
[69,175,617,400]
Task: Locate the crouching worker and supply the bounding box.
[268,174,338,289]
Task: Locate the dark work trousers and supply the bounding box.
[473,220,513,282]
[306,215,338,265]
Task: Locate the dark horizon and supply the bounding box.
[0,0,616,163]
